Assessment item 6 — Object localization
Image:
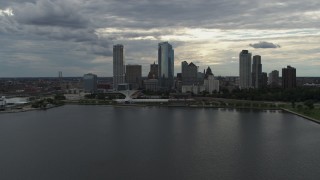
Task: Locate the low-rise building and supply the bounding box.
[144,79,158,92]
[182,85,205,94]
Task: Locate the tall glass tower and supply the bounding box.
[113,44,125,90]
[158,42,174,90]
[239,50,252,89]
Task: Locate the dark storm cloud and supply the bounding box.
[249,41,281,49]
[0,0,320,76]
[83,0,320,29]
[13,0,89,28]
[1,0,111,56]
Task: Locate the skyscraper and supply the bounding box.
[252,55,262,88]
[83,73,97,93]
[282,65,296,89]
[125,65,142,90]
[113,44,125,90]
[239,50,252,89]
[261,72,268,88]
[181,61,198,85]
[158,42,174,90]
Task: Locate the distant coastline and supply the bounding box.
[1,100,319,125]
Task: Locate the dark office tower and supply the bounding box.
[261,72,268,88]
[239,50,252,89]
[268,70,280,87]
[113,44,125,90]
[148,62,159,79]
[125,65,142,90]
[158,42,174,90]
[282,65,296,89]
[252,55,262,88]
[181,61,198,85]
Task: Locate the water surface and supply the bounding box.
[0,105,319,180]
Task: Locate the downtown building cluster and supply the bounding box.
[239,50,296,90]
[82,45,297,94]
[111,42,219,94]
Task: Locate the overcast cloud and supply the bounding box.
[0,0,319,77]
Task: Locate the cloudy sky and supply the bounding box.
[0,0,319,77]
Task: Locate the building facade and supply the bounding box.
[181,85,205,95]
[148,62,158,79]
[252,55,262,88]
[282,65,296,89]
[158,42,174,90]
[261,72,268,88]
[268,70,280,87]
[181,61,198,85]
[83,73,97,93]
[144,79,159,92]
[125,65,142,90]
[239,50,252,89]
[113,44,125,90]
[204,75,220,94]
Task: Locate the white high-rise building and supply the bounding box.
[158,42,174,90]
[113,44,125,90]
[204,75,219,94]
[239,50,252,89]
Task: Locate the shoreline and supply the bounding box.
[1,103,319,125]
[281,108,320,124]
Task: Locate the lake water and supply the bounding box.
[0,105,320,180]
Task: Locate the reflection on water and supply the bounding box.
[0,105,319,180]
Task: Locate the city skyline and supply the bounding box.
[0,0,319,77]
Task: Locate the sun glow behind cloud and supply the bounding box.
[0,8,14,16]
[97,27,320,42]
[1,0,320,77]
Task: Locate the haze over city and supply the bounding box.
[0,0,319,77]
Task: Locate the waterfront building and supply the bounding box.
[204,75,220,94]
[113,44,125,90]
[147,62,158,79]
[202,67,219,93]
[282,65,296,89]
[252,55,262,88]
[144,79,159,92]
[158,42,174,90]
[181,61,198,85]
[125,65,142,90]
[181,85,205,95]
[268,70,280,87]
[83,73,97,93]
[239,50,252,89]
[117,83,131,91]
